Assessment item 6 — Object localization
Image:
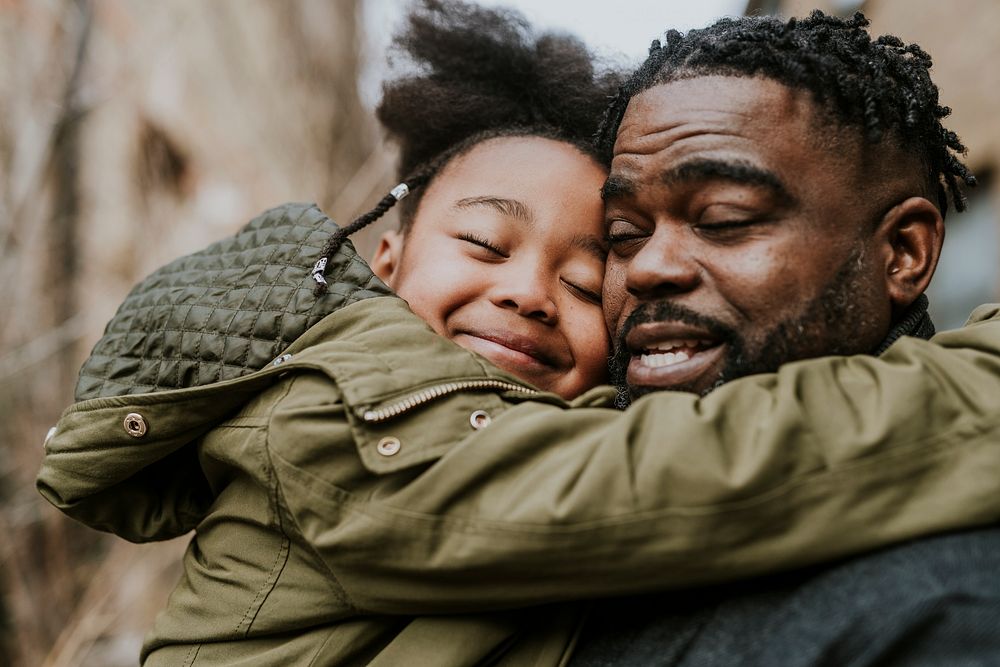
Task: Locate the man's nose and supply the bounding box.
[625,229,700,299]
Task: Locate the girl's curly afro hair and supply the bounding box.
[313,0,623,293]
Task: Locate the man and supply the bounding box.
[568,11,998,665]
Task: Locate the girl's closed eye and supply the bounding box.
[458,232,508,258]
[562,277,602,305]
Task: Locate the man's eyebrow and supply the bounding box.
[664,159,794,204]
[454,196,534,225]
[601,175,635,201]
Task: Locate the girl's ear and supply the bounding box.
[371,230,405,286]
[879,196,944,314]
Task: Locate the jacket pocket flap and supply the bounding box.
[347,390,512,475]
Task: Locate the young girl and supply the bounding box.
[38,2,1000,665]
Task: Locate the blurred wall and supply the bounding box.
[0,1,392,665]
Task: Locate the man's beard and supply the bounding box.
[609,244,878,406]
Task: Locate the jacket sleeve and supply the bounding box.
[267,304,1000,615]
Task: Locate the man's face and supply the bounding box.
[603,76,895,399]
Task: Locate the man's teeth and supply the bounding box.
[637,340,715,368]
[640,350,691,368]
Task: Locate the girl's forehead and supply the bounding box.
[414,138,607,244]
[425,137,607,209]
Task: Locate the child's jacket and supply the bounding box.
[37,203,1000,666]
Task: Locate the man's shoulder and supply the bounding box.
[741,525,1000,665]
[572,526,1000,667]
[774,524,1000,622]
[805,522,1000,586]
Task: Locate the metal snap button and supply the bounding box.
[376,436,401,456]
[124,413,148,438]
[469,410,492,430]
[43,426,57,447]
[272,353,293,367]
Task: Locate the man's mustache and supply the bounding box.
[613,300,737,352]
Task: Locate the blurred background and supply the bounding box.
[1,0,997,664]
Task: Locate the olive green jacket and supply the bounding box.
[37,205,1000,666]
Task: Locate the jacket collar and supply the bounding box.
[874,294,935,355]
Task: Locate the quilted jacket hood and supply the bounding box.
[75,202,391,401]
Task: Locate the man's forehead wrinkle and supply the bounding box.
[614,112,759,168]
[617,111,749,148]
[621,78,802,146]
[617,131,752,164]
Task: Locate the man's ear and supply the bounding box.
[878,196,944,312]
[371,229,405,286]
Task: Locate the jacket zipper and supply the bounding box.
[362,379,539,423]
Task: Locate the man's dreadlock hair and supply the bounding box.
[595,10,975,218]
[313,0,623,293]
